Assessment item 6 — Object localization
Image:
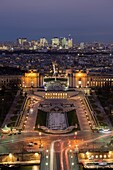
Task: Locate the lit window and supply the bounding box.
[100,155,102,158]
[104,155,106,158]
[95,155,98,158]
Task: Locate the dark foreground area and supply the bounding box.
[1,165,113,170]
[0,165,39,170]
[83,169,113,170]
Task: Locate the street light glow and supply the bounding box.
[39,132,42,136]
[30,108,33,113]
[46,150,49,153]
[45,162,48,166]
[35,153,39,157]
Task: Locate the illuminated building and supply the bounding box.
[21,70,113,89]
[21,70,40,88]
[79,42,85,50]
[39,38,48,47]
[29,40,39,50]
[72,71,87,88]
[67,38,73,48]
[1,70,113,89]
[51,37,60,48]
[45,92,67,99]
[59,36,73,49]
[0,75,21,87]
[17,38,28,46]
[0,45,9,50]
[60,37,68,49]
[30,40,38,46]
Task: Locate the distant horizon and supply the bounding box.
[0,0,113,44]
[0,34,113,44]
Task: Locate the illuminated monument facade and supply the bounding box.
[0,69,113,90]
[21,69,113,89]
[21,70,43,88]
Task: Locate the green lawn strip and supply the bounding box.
[7,122,16,127]
[0,89,18,125]
[35,109,47,128]
[0,88,25,127]
[10,115,18,121]
[13,110,19,115]
[95,109,101,114]
[88,96,107,126]
[15,104,21,109]
[67,109,80,130]
[44,78,55,82]
[95,87,113,126]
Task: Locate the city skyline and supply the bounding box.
[0,0,113,42]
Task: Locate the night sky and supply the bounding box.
[0,0,113,42]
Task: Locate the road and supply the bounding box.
[0,130,113,169]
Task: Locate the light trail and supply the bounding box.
[50,140,60,170]
[65,148,70,170]
[60,141,64,170]
[79,131,113,147]
[50,141,55,170]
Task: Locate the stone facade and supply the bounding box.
[0,70,113,89]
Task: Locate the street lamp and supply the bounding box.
[30,108,33,113]
[39,132,42,136]
[75,132,77,136]
[74,131,78,145]
[45,162,48,166]
[75,145,79,153]
[69,144,71,147]
[71,162,75,170]
[39,132,42,148]
[46,149,49,153]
